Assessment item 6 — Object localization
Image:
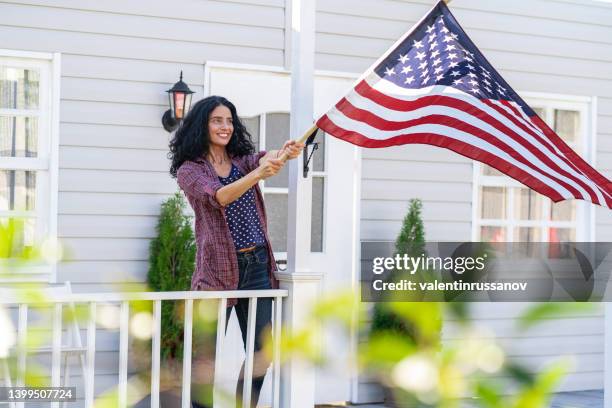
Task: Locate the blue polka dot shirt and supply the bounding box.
[218,164,266,250]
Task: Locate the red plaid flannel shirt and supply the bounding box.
[176,152,279,307]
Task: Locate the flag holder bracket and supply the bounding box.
[301,126,320,178]
[303,142,319,178]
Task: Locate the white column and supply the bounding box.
[279,0,322,407]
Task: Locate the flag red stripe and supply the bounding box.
[487,100,612,206]
[335,96,588,203]
[484,99,594,189]
[356,79,609,202]
[480,99,609,205]
[317,114,565,202]
[350,81,603,204]
[498,99,608,189]
[531,115,612,193]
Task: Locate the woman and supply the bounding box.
[169,95,303,407]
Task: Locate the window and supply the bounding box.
[0,50,60,280]
[242,113,326,258]
[473,98,591,242]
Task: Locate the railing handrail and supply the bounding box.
[0,289,288,304]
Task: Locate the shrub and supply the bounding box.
[370,198,439,344]
[148,192,196,359]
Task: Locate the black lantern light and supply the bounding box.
[162,71,195,132]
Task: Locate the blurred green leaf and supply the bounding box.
[504,362,535,386]
[475,382,503,408]
[389,302,443,346]
[518,303,595,330]
[311,290,362,326]
[511,360,568,408]
[360,332,416,370]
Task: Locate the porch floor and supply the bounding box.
[327,389,604,408]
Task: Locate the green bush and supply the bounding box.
[148,192,196,359]
[370,199,440,345]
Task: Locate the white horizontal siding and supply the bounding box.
[344,1,612,401]
[0,0,285,28]
[59,169,176,194]
[360,146,473,242]
[58,192,171,216]
[1,5,285,400]
[58,261,149,283]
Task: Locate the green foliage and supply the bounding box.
[517,302,595,330]
[148,192,196,359]
[371,199,441,346]
[394,198,425,257]
[0,218,38,260]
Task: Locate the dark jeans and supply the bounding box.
[193,244,273,408]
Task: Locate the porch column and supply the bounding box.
[278,0,321,407]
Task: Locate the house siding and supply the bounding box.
[1,0,611,405]
[0,0,285,404]
[0,0,286,290]
[314,0,612,402]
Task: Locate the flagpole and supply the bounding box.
[289,0,446,148]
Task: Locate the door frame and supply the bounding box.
[203,61,363,404]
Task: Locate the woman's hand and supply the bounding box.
[279,140,305,161]
[256,158,284,180]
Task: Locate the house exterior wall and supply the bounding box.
[1,0,611,404]
[0,0,285,403]
[313,0,612,401]
[0,0,286,290]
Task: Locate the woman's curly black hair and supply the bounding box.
[169,95,255,177]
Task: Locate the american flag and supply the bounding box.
[316,0,612,208]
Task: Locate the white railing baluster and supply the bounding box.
[151,300,162,408]
[118,302,129,408]
[51,303,62,408]
[213,298,227,408]
[272,297,282,408]
[242,298,257,408]
[181,299,193,408]
[85,302,96,408]
[16,304,27,408]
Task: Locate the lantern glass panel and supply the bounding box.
[184,93,193,117]
[174,92,186,119]
[168,92,175,118]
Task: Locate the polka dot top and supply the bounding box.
[218,164,266,250]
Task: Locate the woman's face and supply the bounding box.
[207,105,234,148]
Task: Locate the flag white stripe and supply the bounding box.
[364,75,608,204]
[344,89,592,201]
[490,99,584,171]
[326,106,573,199]
[503,100,551,142]
[505,100,611,201]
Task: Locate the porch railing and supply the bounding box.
[0,289,288,408]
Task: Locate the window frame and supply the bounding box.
[245,111,328,260]
[471,92,596,243]
[0,49,60,282]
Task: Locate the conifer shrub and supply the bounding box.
[148,192,195,359]
[370,198,439,343]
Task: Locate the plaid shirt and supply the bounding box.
[176,152,279,307]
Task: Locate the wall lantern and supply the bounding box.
[161,71,195,132]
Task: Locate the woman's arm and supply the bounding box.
[258,140,305,165]
[215,158,283,206]
[258,150,280,164]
